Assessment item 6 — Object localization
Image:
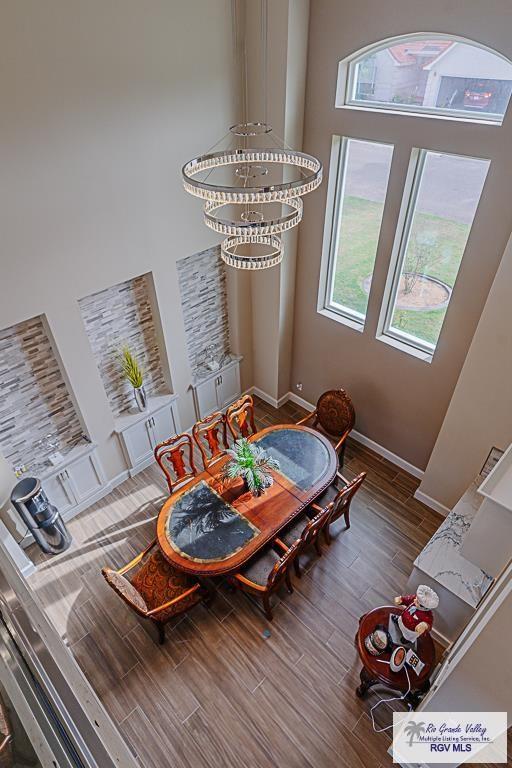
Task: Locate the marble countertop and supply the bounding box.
[414,477,493,608]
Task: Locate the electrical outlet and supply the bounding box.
[296,382,303,392]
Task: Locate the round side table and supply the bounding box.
[355,605,435,709]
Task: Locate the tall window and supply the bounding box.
[319,138,393,325]
[380,150,490,354]
[338,35,512,124]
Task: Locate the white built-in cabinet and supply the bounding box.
[191,357,242,419]
[40,443,106,521]
[114,394,181,475]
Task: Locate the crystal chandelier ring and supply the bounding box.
[203,198,303,237]
[182,148,322,203]
[229,121,272,137]
[221,234,282,270]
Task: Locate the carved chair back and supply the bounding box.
[226,394,257,440]
[192,411,229,470]
[314,389,355,438]
[154,433,197,494]
[266,540,301,592]
[325,472,366,535]
[300,505,331,549]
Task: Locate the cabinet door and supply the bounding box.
[216,364,241,409]
[123,418,154,467]
[150,406,177,446]
[41,472,76,515]
[196,377,220,418]
[66,454,104,503]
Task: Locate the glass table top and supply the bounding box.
[255,427,331,491]
[166,480,259,563]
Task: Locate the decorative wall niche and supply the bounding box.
[0,315,84,470]
[79,274,169,417]
[177,245,231,376]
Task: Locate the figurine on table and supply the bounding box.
[392,585,439,643]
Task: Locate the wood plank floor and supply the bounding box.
[26,397,499,768]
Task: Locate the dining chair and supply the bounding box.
[323,472,366,544]
[275,505,332,577]
[226,394,257,440]
[154,432,198,494]
[228,540,301,621]
[102,539,207,644]
[296,389,355,469]
[192,411,229,470]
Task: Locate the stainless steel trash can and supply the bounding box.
[10,478,72,554]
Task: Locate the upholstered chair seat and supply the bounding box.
[240,547,281,586]
[279,513,310,548]
[130,548,202,620]
[228,541,300,620]
[102,540,205,643]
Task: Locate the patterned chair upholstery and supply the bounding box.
[192,411,229,470]
[154,432,198,495]
[226,394,257,440]
[102,540,204,643]
[296,389,355,469]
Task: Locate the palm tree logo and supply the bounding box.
[404,721,426,747]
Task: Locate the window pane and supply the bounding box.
[328,139,393,321]
[349,39,512,123]
[387,151,490,350]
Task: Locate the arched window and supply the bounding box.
[336,34,512,124]
[318,33,508,360]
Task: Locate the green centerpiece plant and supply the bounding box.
[222,438,280,497]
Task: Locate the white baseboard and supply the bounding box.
[413,489,450,517]
[286,391,315,412]
[246,386,288,410]
[350,428,424,480]
[241,387,450,517]
[287,391,425,480]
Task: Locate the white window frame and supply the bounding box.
[337,33,512,126]
[317,135,393,330]
[377,147,489,360]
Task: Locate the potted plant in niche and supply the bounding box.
[221,438,280,497]
[120,346,146,412]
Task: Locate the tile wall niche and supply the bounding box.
[0,315,84,470]
[177,245,230,376]
[79,274,169,417]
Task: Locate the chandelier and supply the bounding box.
[181,2,322,270]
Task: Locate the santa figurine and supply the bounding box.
[392,585,439,643]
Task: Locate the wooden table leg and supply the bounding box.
[356,666,379,698]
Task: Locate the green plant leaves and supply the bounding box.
[221,438,280,496]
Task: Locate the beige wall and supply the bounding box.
[246,0,310,404]
[0,0,238,480]
[291,0,512,469]
[419,231,512,508]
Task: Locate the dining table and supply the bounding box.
[156,424,338,577]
